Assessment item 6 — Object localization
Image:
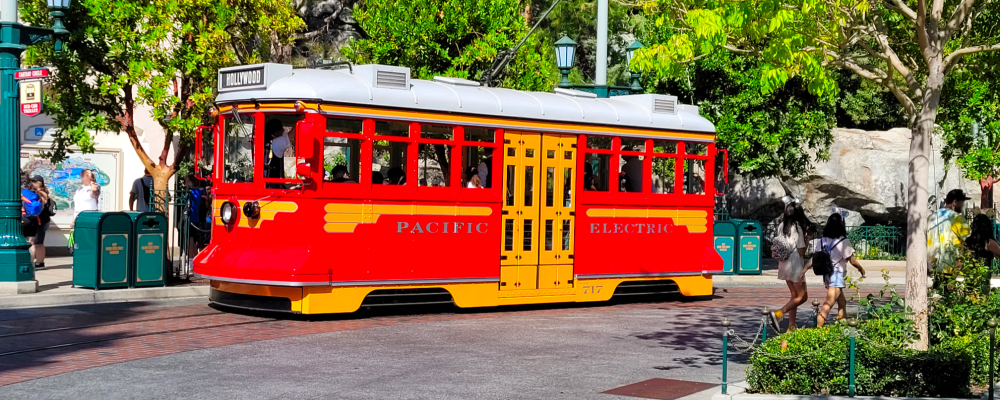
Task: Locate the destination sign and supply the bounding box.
[217,64,293,93]
[220,66,264,90]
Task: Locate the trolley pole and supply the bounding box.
[721,318,730,394]
[848,319,858,397]
[594,0,608,97]
[0,0,67,294]
[990,318,997,400]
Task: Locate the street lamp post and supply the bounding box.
[554,36,644,98]
[0,0,69,294]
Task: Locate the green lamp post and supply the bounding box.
[555,35,576,89]
[0,0,70,294]
[626,40,644,93]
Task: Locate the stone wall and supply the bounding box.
[723,127,983,226]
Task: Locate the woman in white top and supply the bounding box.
[465,167,482,188]
[71,170,100,226]
[801,213,866,327]
[767,204,808,332]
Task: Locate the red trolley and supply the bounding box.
[194,63,725,314]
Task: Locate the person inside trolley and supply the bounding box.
[264,119,291,188]
[330,165,354,183]
[387,167,405,185]
[476,147,493,188]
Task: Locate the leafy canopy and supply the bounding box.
[21,0,301,166]
[344,0,556,91]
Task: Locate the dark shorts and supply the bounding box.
[34,221,50,245]
[21,216,38,239]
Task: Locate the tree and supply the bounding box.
[21,0,302,200]
[634,0,1000,349]
[343,0,557,91]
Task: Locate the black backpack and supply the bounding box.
[813,238,845,276]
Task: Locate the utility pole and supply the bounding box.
[595,0,609,97]
[0,0,68,294]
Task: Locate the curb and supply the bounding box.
[0,286,210,309]
[711,381,990,400]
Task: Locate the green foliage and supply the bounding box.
[652,52,834,179]
[939,56,1000,181]
[20,0,301,167]
[345,0,556,91]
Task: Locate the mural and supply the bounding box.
[20,149,120,226]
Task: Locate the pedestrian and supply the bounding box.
[27,175,55,270]
[801,213,866,327]
[767,203,808,332]
[184,176,210,269]
[928,189,972,273]
[964,214,1000,266]
[72,169,100,227]
[129,169,154,212]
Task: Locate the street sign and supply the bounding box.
[19,80,42,116]
[14,68,49,80]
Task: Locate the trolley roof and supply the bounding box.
[216,63,716,135]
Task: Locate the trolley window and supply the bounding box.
[462,127,497,189]
[223,115,255,183]
[581,136,711,196]
[417,125,455,187]
[372,120,410,185]
[324,118,364,183]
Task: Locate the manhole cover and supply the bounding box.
[603,378,716,400]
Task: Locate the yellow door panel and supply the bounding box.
[517,133,542,266]
[501,133,522,266]
[500,265,519,291]
[539,134,576,266]
[557,264,575,288]
[517,265,538,290]
[538,265,559,289]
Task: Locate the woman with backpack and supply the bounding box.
[767,203,809,332]
[964,214,1000,266]
[27,175,55,270]
[801,213,866,327]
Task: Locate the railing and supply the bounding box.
[761,224,905,260]
[150,188,210,280]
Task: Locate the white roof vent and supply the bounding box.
[433,76,480,87]
[371,65,410,90]
[652,95,678,114]
[554,88,598,98]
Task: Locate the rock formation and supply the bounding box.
[723,127,981,226]
[292,0,364,64]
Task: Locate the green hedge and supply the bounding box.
[747,325,973,397]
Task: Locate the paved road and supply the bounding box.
[0,287,875,400]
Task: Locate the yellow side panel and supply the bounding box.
[301,286,372,314]
[538,265,559,289]
[557,265,574,288]
[500,266,519,291]
[671,275,714,297]
[517,265,538,290]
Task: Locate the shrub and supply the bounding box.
[747,325,973,397]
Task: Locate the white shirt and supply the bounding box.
[73,184,99,216]
[810,237,855,275]
[466,181,480,188]
[271,135,290,158]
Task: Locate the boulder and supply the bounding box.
[725,127,981,227]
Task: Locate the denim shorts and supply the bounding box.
[824,270,846,288]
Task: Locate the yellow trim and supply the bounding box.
[211,274,713,314]
[217,102,715,141]
[214,200,298,228]
[585,208,709,233]
[323,203,493,233]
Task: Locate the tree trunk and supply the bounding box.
[905,68,945,351]
[150,164,175,213]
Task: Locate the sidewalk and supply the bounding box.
[0,256,209,309]
[712,259,918,288]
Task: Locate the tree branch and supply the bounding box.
[944,42,1000,72]
[882,0,917,21]
[944,0,976,37]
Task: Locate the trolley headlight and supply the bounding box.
[242,201,261,219]
[220,201,237,225]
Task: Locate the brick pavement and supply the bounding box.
[0,286,883,387]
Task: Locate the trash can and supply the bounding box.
[126,212,168,288]
[72,211,132,289]
[713,220,737,275]
[734,219,762,275]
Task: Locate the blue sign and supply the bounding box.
[33,127,44,138]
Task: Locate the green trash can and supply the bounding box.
[713,220,737,275]
[734,219,762,275]
[72,211,132,289]
[126,212,168,288]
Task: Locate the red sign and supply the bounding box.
[15,69,49,80]
[21,103,41,116]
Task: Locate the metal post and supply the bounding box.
[595,0,608,97]
[990,318,997,400]
[0,2,33,293]
[848,319,858,397]
[721,318,730,394]
[812,300,821,327]
[761,307,769,341]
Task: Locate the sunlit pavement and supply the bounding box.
[0,287,878,400]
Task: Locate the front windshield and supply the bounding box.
[223,114,255,183]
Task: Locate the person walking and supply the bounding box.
[72,170,100,225]
[801,213,866,327]
[928,189,972,273]
[27,175,54,270]
[129,169,154,212]
[767,203,808,332]
[965,213,1000,266]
